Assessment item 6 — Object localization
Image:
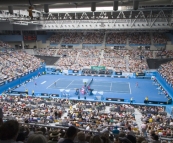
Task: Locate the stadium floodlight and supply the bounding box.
[44,4,49,13]
[8,6,13,14]
[113,1,118,11]
[133,0,139,10]
[91,2,96,12]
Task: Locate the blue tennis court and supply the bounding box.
[47,79,131,94]
[13,75,168,103]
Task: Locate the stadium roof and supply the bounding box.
[0,0,172,10]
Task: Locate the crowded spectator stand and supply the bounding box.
[0,95,172,143]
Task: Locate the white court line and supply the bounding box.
[92,85,110,87]
[128,82,131,94]
[70,84,82,85]
[46,79,60,89]
[110,82,112,91]
[41,81,46,84]
[66,80,74,88]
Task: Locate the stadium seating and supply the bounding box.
[158,60,173,87]
[0,50,41,82]
[62,32,83,44]
[0,40,11,48]
[153,33,170,45]
[129,32,151,45]
[82,32,104,44]
[106,32,127,44]
[1,96,172,143]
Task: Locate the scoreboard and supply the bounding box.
[23,35,37,41]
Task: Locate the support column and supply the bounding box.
[21,31,24,50]
[21,41,24,50]
[36,41,38,48]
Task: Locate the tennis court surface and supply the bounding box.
[47,78,131,94]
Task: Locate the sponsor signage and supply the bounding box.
[41,93,49,96]
[115,72,122,75]
[11,91,27,94]
[136,73,145,76]
[106,98,124,102]
[50,94,59,97]
[73,70,79,73]
[91,66,106,71]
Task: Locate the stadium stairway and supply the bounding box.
[25,49,35,55]
[134,109,142,131]
[98,50,104,66]
[125,55,130,72]
[75,52,80,63]
[105,106,143,131]
[58,37,64,48]
[127,38,129,46]
[53,49,59,57]
[103,33,106,47]
[150,32,153,45]
[99,58,103,66]
[100,49,104,58]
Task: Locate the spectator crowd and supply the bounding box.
[48,32,170,45]
[0,50,42,82]
[0,95,171,143]
[153,33,169,45]
[158,60,173,87]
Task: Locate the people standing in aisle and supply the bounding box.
[136,82,138,88]
[130,97,133,104]
[0,108,3,125]
[25,89,28,95]
[54,81,56,87]
[145,96,148,104]
[32,90,34,97]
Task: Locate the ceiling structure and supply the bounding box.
[0,0,172,30]
[0,0,172,10]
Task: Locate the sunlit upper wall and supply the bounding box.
[49,6,122,13]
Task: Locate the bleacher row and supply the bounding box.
[0,96,172,143]
[35,48,173,73]
[49,32,170,45]
[0,50,42,83]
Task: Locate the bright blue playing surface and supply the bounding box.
[13,75,168,103]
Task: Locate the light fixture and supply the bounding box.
[8,6,13,14]
[113,1,118,11]
[91,2,96,12]
[133,0,139,10]
[44,4,49,13]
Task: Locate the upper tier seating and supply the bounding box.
[82,32,104,44]
[106,32,127,44]
[153,33,170,44]
[158,60,173,86]
[129,32,151,45]
[0,50,41,82]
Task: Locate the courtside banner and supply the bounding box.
[136,73,145,76]
[115,72,122,75]
[41,93,49,96]
[73,70,79,73]
[50,94,59,97]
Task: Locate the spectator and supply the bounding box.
[48,130,60,143]
[76,131,88,143]
[0,108,3,125]
[151,134,160,143]
[27,134,47,143]
[0,120,20,143]
[62,126,78,143]
[90,135,103,143]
